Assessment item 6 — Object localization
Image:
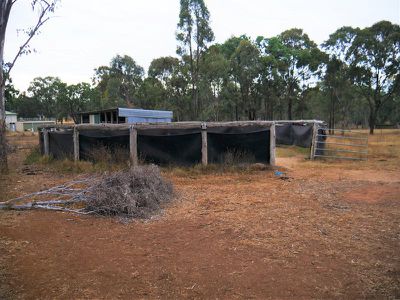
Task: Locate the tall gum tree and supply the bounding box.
[231,39,260,120]
[176,0,214,120]
[93,55,144,108]
[349,21,400,134]
[0,0,57,173]
[323,27,359,131]
[324,22,400,134]
[266,29,324,120]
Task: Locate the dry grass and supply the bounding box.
[24,146,127,174]
[367,130,400,159]
[19,129,400,176]
[276,145,311,158]
[284,129,400,171]
[1,129,399,298]
[86,145,130,165]
[5,131,36,138]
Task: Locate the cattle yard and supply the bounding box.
[0,130,399,298]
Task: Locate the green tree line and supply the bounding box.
[5,0,400,133]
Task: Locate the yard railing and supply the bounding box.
[311,128,368,161]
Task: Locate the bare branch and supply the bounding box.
[5,0,56,76]
[3,176,99,205]
[0,166,174,218]
[0,202,94,215]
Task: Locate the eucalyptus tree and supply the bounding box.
[200,45,229,120]
[93,55,144,108]
[348,21,400,134]
[323,27,360,130]
[27,77,66,119]
[217,35,252,120]
[265,29,324,120]
[176,0,214,119]
[255,36,285,120]
[231,39,261,120]
[0,0,57,173]
[136,77,165,110]
[23,78,97,122]
[148,56,180,108]
[4,78,18,112]
[9,93,42,118]
[324,21,400,133]
[148,56,180,87]
[148,56,191,120]
[62,83,96,123]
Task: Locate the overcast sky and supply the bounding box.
[4,0,400,91]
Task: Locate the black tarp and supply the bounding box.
[48,130,74,159]
[79,129,130,161]
[207,127,270,164]
[39,122,318,165]
[39,131,44,155]
[292,125,313,148]
[138,132,202,166]
[39,130,74,158]
[276,123,313,147]
[74,128,202,165]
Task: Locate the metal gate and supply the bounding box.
[311,127,369,161]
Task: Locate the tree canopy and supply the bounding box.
[5,6,400,135]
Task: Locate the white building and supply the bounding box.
[5,111,17,131]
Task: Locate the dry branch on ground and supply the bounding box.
[0,165,174,218]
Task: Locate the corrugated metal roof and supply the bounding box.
[118,108,173,119]
[77,108,118,115]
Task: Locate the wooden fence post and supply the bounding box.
[43,129,49,156]
[73,126,80,161]
[310,122,318,160]
[201,123,208,166]
[130,125,138,167]
[269,122,276,166]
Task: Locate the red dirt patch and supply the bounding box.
[343,183,400,204]
[1,135,400,299]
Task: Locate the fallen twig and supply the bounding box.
[0,176,100,213]
[0,166,174,219]
[3,176,100,205]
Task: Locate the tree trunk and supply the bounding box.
[0,0,13,174]
[0,37,7,172]
[0,79,7,173]
[268,96,274,120]
[329,88,336,134]
[235,98,238,121]
[0,31,7,172]
[0,112,7,174]
[287,83,293,120]
[369,108,376,135]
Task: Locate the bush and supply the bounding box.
[24,147,42,164]
[222,149,256,165]
[86,145,130,164]
[86,165,174,218]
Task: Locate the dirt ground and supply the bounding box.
[0,131,399,299]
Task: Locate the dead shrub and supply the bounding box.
[86,165,174,218]
[6,140,16,154]
[223,149,256,165]
[86,144,130,164]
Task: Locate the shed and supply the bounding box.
[77,107,173,124]
[5,111,17,131]
[16,120,56,132]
